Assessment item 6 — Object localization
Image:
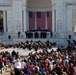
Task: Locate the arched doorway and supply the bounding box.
[27,0,52,31]
[0,11,3,33]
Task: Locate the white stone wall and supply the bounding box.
[55,0,66,32]
[12,1,22,33]
[0,0,12,5]
[0,0,76,40]
[7,10,12,32]
[66,0,76,4]
[52,0,66,33]
[52,0,75,39]
[66,7,72,32]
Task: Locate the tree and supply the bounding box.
[0,14,3,30]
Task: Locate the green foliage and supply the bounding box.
[0,13,3,30]
[0,18,3,25]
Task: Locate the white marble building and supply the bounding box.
[0,0,76,41]
[52,0,76,39]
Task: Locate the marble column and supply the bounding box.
[45,12,48,28]
[24,10,29,31]
[3,11,6,32]
[35,12,37,28]
[52,0,56,32]
[24,0,29,31]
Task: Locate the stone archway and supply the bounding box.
[26,0,52,31]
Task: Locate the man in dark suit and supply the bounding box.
[34,32,38,38]
[18,31,20,38]
[44,32,46,38]
[25,31,30,38]
[40,31,44,38]
[30,32,33,38]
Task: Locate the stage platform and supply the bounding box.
[0,32,69,47]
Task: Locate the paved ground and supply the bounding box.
[0,47,57,56]
[0,67,13,75]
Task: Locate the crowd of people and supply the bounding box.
[0,42,6,49]
[24,28,52,38]
[17,31,52,38]
[6,46,76,75]
[0,40,76,75]
[13,40,53,51]
[0,40,55,51]
[0,50,19,73]
[25,31,52,39]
